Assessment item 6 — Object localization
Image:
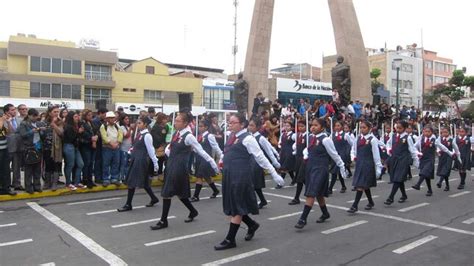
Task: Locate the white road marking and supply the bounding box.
[392,235,438,254]
[377,180,386,184]
[0,223,17,228]
[39,263,56,266]
[27,202,127,266]
[67,197,122,206]
[321,220,368,234]
[398,203,430,213]
[462,217,474,224]
[346,196,379,203]
[112,217,176,228]
[448,178,459,182]
[202,248,270,266]
[87,206,146,215]
[0,210,4,213]
[268,210,314,221]
[263,192,474,236]
[449,191,472,198]
[145,230,215,246]
[412,175,419,178]
[270,185,295,190]
[0,238,33,247]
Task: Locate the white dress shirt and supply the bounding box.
[309,132,346,171]
[253,132,280,168]
[436,136,461,163]
[141,129,158,168]
[386,132,419,164]
[202,131,223,161]
[350,133,383,172]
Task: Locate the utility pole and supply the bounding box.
[232,0,239,74]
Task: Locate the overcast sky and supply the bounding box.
[1,0,473,75]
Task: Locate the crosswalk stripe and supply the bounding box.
[398,203,430,212]
[448,191,472,198]
[321,220,368,234]
[112,217,176,228]
[145,230,215,246]
[0,238,33,247]
[202,248,269,266]
[392,235,438,254]
[67,197,122,206]
[0,223,17,228]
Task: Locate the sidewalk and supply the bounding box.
[0,174,222,202]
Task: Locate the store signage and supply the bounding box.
[277,78,332,96]
[0,98,84,110]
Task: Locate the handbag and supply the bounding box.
[24,147,41,165]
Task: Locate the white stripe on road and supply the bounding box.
[462,217,474,224]
[112,217,176,228]
[412,175,419,178]
[449,191,472,198]
[268,210,314,221]
[87,206,146,215]
[346,196,379,203]
[448,178,459,182]
[377,180,386,184]
[392,235,438,254]
[321,220,368,234]
[67,197,122,206]
[27,202,127,266]
[270,185,295,190]
[263,192,474,236]
[145,230,215,246]
[202,248,270,266]
[398,203,430,213]
[0,223,17,228]
[0,238,33,247]
[0,210,4,213]
[39,263,56,266]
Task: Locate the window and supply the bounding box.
[146,66,155,74]
[204,87,234,110]
[435,62,445,72]
[30,82,40,97]
[0,80,10,96]
[144,90,162,103]
[72,60,81,75]
[401,64,413,73]
[435,76,446,85]
[123,88,136,92]
[85,64,112,81]
[426,75,433,85]
[62,59,72,74]
[52,58,62,73]
[424,61,433,69]
[84,88,111,104]
[30,56,41,71]
[52,83,62,98]
[40,83,51,97]
[450,65,456,72]
[62,84,72,98]
[403,80,413,90]
[41,57,51,72]
[72,85,81,99]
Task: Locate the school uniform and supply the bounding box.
[288,132,307,205]
[378,133,391,177]
[329,131,353,193]
[384,132,419,204]
[279,131,295,172]
[191,131,222,201]
[436,136,461,191]
[412,135,439,196]
[456,135,474,189]
[406,134,418,180]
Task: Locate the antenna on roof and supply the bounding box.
[232,0,239,75]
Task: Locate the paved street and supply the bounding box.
[1,167,473,266]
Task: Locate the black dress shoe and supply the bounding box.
[294,219,307,229]
[288,199,300,205]
[184,211,198,223]
[258,201,267,209]
[275,185,283,189]
[443,187,450,191]
[351,187,356,191]
[26,189,34,194]
[146,199,159,207]
[14,186,25,191]
[347,207,358,213]
[290,181,296,186]
[426,190,433,197]
[316,213,330,223]
[34,188,43,193]
[244,222,260,241]
[190,196,200,202]
[340,187,347,193]
[150,221,168,230]
[384,198,394,205]
[364,204,374,210]
[411,185,421,190]
[214,239,236,251]
[436,183,441,188]
[457,184,465,190]
[210,190,220,198]
[117,205,132,212]
[327,189,333,195]
[398,197,407,203]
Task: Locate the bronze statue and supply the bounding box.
[331,56,351,106]
[234,72,249,114]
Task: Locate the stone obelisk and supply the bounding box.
[243,0,275,115]
[328,0,371,103]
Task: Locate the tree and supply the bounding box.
[428,70,468,117]
[370,68,382,94]
[461,100,474,119]
[463,75,474,92]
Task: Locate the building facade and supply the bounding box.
[270,63,322,81]
[0,35,203,114]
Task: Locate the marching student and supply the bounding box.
[455,126,473,189]
[378,122,392,180]
[214,113,284,250]
[343,123,354,178]
[411,126,449,196]
[278,121,296,188]
[347,121,383,213]
[190,119,222,202]
[383,120,419,205]
[294,118,347,229]
[328,120,353,195]
[247,117,281,209]
[289,120,307,205]
[117,117,159,212]
[406,124,419,180]
[150,112,219,230]
[436,127,461,191]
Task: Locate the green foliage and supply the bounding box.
[463,76,474,91]
[370,68,382,81]
[449,69,465,87]
[461,100,474,119]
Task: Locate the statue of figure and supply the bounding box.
[233,72,249,114]
[331,56,351,106]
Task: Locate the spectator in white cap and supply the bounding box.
[100,111,123,186]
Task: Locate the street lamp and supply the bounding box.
[393,58,403,116]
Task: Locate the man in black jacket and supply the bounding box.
[252,92,264,116]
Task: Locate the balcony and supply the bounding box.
[85,71,112,81]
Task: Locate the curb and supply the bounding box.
[0,174,222,202]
